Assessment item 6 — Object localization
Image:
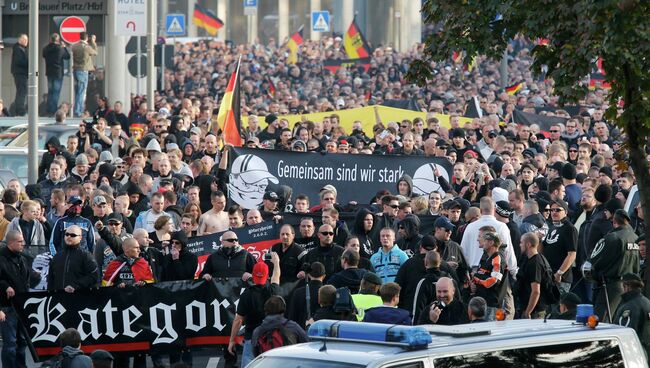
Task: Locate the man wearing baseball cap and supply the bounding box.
[228,252,281,368]
[49,195,95,255]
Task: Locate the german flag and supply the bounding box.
[215,57,242,146]
[344,17,372,59]
[286,26,304,64]
[266,77,276,98]
[452,51,462,64]
[193,4,224,36]
[506,82,523,95]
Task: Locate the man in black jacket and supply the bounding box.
[270,224,306,284]
[47,225,100,292]
[417,277,467,325]
[0,230,41,367]
[11,34,28,116]
[200,230,256,281]
[162,231,198,282]
[42,33,69,115]
[328,249,367,293]
[288,262,326,329]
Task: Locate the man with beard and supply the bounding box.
[50,196,95,255]
[396,215,423,256]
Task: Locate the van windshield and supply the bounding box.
[248,357,365,368]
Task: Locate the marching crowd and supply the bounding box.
[0,34,648,368]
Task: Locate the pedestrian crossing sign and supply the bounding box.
[311,11,330,32]
[166,14,186,36]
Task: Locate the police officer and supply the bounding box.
[588,209,640,321]
[613,273,650,356]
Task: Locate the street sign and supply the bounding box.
[128,54,147,78]
[311,11,330,32]
[165,14,186,36]
[59,16,86,44]
[114,0,146,36]
[244,0,257,15]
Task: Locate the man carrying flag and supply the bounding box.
[214,57,242,146]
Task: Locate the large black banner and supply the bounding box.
[14,279,245,360]
[227,148,453,209]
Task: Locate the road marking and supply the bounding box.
[206,357,221,368]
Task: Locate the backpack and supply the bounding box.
[41,353,73,368]
[540,254,561,304]
[254,320,297,356]
[333,287,356,313]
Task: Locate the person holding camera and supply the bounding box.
[70,32,97,117]
[417,277,467,325]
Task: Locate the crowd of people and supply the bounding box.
[0,33,648,368]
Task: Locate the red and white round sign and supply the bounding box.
[59,16,86,44]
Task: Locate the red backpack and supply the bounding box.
[254,320,297,356]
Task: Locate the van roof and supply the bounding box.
[260,320,637,367]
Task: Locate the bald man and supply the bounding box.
[200,230,256,280]
[48,225,99,292]
[417,277,468,325]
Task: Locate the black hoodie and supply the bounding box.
[328,267,368,294]
[352,208,380,258]
[38,136,74,181]
[396,215,423,255]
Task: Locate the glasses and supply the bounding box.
[171,240,182,245]
[320,231,334,236]
[65,233,80,238]
[108,222,121,226]
[550,208,564,213]
[401,125,409,128]
[389,204,399,209]
[550,130,560,133]
[542,208,551,213]
[569,149,578,153]
[224,238,239,243]
[398,225,405,229]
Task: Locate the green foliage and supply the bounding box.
[410,0,650,136]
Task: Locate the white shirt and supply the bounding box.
[460,214,518,276]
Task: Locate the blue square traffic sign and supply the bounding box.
[165,14,186,36]
[311,11,330,32]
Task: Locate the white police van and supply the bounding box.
[248,319,647,368]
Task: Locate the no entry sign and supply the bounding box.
[59,16,86,44]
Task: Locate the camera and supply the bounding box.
[432,300,447,310]
[263,253,272,261]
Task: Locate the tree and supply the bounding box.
[408,0,650,230]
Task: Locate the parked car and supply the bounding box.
[0,148,44,184]
[6,123,79,149]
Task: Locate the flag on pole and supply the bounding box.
[452,51,462,64]
[286,26,304,64]
[193,4,224,36]
[266,77,276,98]
[505,82,523,95]
[344,17,372,59]
[215,57,242,146]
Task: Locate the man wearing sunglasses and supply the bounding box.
[201,231,256,281]
[542,200,577,295]
[47,225,100,293]
[303,224,345,279]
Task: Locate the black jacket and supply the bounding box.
[303,244,345,280]
[161,249,198,281]
[11,42,28,76]
[351,208,380,258]
[47,245,100,291]
[0,247,40,306]
[200,246,256,278]
[590,224,639,282]
[287,280,322,329]
[417,299,468,325]
[42,42,70,78]
[396,215,423,255]
[327,268,368,294]
[270,242,307,284]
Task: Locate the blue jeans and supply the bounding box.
[47,76,63,115]
[73,70,88,117]
[1,308,28,368]
[241,339,254,368]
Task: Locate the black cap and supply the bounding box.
[106,213,122,223]
[605,198,623,214]
[495,200,513,217]
[362,272,382,285]
[67,196,83,205]
[90,350,114,361]
[599,166,613,179]
[551,199,569,214]
[421,235,437,250]
[265,114,278,124]
[522,148,537,159]
[560,292,581,307]
[622,273,642,283]
[561,163,577,180]
[263,191,278,201]
[436,138,449,148]
[549,161,564,173]
[451,128,466,138]
[309,262,326,278]
[614,208,631,223]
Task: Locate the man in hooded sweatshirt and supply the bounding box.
[327,249,368,293]
[38,162,69,210]
[50,196,95,255]
[396,214,423,256]
[48,328,93,368]
[38,136,73,182]
[396,175,415,198]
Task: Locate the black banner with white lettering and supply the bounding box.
[226,148,453,209]
[13,279,245,360]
